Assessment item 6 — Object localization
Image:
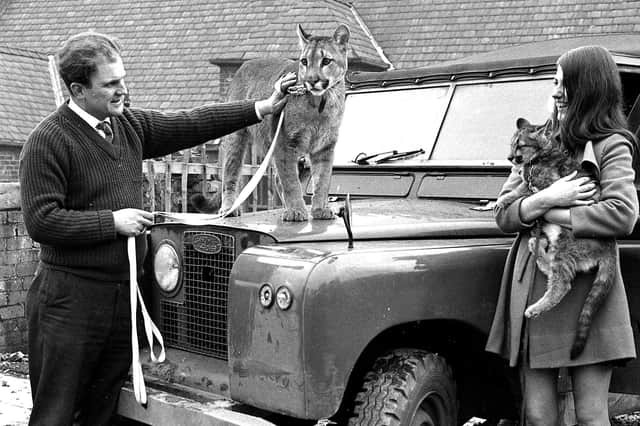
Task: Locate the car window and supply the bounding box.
[334,85,450,165]
[430,78,552,161]
[335,77,553,166]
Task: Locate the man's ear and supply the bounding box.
[69,82,85,99]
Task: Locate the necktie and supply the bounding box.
[96,121,113,143]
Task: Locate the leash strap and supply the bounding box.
[221,112,284,218]
[153,112,285,224]
[128,236,166,406]
[127,112,286,405]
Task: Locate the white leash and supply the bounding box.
[220,112,285,218]
[128,236,166,406]
[127,112,285,405]
[154,112,286,224]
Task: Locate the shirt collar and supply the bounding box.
[68,98,109,130]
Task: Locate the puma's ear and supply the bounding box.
[334,24,350,45]
[297,24,311,49]
[516,117,530,129]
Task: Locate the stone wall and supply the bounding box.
[0,206,38,353]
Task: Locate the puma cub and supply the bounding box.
[497,118,616,359]
[216,24,349,221]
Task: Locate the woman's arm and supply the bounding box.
[570,137,639,238]
[494,167,595,233]
[519,170,596,224]
[494,169,536,233]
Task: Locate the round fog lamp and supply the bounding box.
[154,242,180,293]
[276,286,293,310]
[259,283,274,308]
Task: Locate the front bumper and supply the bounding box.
[117,380,276,426]
[116,348,278,426]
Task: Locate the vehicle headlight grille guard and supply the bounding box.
[160,230,235,360]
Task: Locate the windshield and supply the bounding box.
[334,85,450,165]
[334,77,552,165]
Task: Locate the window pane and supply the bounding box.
[432,79,552,161]
[334,86,450,165]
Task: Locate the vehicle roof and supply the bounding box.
[346,34,640,90]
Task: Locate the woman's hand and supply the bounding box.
[519,171,596,223]
[541,171,597,207]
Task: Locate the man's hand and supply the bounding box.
[255,72,298,117]
[113,208,154,236]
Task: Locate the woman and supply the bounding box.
[486,45,639,425]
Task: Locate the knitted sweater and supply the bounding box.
[19,100,260,281]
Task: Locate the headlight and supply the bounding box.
[259,283,274,308]
[276,286,293,310]
[154,242,181,294]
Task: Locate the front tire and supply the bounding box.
[347,348,457,426]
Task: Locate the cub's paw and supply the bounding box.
[282,208,308,222]
[524,305,542,319]
[311,207,335,220]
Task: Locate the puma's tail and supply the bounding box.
[570,256,616,359]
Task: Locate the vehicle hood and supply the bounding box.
[153,198,509,243]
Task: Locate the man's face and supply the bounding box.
[74,54,127,120]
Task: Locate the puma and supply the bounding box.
[210,24,349,221]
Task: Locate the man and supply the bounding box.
[19,31,296,426]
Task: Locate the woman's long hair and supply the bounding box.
[555,45,638,165]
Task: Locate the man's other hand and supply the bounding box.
[113,208,154,236]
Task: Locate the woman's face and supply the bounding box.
[552,65,568,122]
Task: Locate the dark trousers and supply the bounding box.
[27,264,132,426]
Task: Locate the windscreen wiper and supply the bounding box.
[352,148,425,165]
[375,148,425,163]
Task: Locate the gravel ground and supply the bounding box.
[614,412,640,426]
[2,351,640,425]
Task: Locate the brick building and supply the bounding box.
[0,46,52,351]
[1,0,640,351]
[0,46,56,183]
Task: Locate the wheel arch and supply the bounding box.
[331,319,520,423]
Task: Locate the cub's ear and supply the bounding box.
[297,24,311,49]
[333,24,350,45]
[516,117,530,129]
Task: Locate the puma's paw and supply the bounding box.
[524,305,541,319]
[311,207,335,220]
[282,208,308,222]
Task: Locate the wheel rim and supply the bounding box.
[410,391,447,426]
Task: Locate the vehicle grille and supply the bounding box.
[160,230,235,360]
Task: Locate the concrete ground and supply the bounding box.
[2,365,640,425]
[0,373,31,426]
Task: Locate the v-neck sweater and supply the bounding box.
[20,100,260,281]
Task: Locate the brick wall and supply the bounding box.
[0,208,38,352]
[0,146,21,183]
